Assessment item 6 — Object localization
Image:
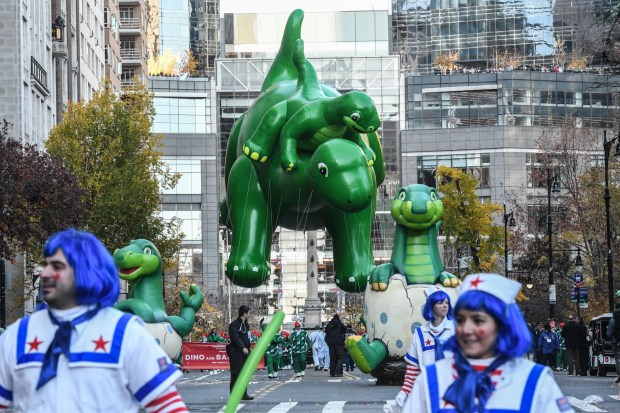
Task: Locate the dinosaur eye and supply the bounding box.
[350,112,360,122]
[430,192,437,201]
[318,162,329,178]
[143,247,152,255]
[398,191,406,201]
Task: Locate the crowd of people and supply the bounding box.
[530,315,592,376]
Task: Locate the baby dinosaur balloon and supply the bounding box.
[221,9,385,293]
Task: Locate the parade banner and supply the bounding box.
[182,343,265,370]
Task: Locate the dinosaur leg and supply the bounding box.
[438,270,461,287]
[369,263,396,291]
[345,335,388,374]
[324,205,374,293]
[225,156,272,288]
[243,102,287,163]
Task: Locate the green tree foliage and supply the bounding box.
[437,165,504,273]
[0,119,88,262]
[45,82,183,265]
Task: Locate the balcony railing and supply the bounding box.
[119,17,141,30]
[120,48,142,60]
[30,57,49,96]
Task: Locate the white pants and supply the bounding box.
[312,346,322,367]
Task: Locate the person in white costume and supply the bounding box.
[395,285,454,408]
[403,273,574,413]
[0,229,188,413]
[309,326,326,370]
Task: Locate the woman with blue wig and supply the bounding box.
[395,285,454,408]
[402,273,573,413]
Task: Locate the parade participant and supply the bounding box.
[325,314,346,377]
[228,305,254,401]
[556,322,568,371]
[395,285,454,409]
[0,229,188,413]
[309,325,325,370]
[206,328,227,343]
[290,321,311,378]
[403,273,573,413]
[319,326,330,371]
[261,318,284,379]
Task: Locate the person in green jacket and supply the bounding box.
[556,323,568,371]
[206,328,227,343]
[290,321,312,378]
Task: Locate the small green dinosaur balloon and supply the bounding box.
[113,239,203,338]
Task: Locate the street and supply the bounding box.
[177,366,620,412]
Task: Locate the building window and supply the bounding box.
[417,153,491,189]
[161,159,202,195]
[526,153,564,188]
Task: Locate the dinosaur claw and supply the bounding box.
[243,145,250,155]
[260,156,268,163]
[368,159,374,167]
[250,152,260,161]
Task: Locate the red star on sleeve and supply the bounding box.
[27,336,44,352]
[92,335,110,352]
[470,276,484,288]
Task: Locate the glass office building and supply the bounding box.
[392,0,612,75]
[149,77,221,296]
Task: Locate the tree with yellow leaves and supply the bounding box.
[437,165,504,274]
[433,51,460,74]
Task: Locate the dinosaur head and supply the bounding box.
[391,184,444,230]
[307,139,374,213]
[333,91,381,134]
[113,239,162,281]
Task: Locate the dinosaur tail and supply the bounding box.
[345,335,388,374]
[293,39,324,100]
[261,9,304,92]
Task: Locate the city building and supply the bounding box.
[189,0,220,77]
[104,0,122,92]
[119,0,148,87]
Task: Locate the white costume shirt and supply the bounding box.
[309,330,325,351]
[0,306,181,413]
[403,355,574,413]
[405,317,455,369]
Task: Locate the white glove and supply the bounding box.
[395,391,407,408]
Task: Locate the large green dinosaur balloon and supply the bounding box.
[113,239,204,359]
[221,9,385,293]
[345,184,459,384]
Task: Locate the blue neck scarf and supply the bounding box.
[428,329,447,361]
[443,350,509,413]
[37,306,100,389]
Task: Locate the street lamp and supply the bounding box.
[547,171,560,320]
[603,130,620,312]
[52,16,65,42]
[503,204,516,276]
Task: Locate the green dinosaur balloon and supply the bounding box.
[346,184,460,384]
[113,239,204,340]
[221,9,385,293]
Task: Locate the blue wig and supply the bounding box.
[448,290,531,359]
[422,290,453,322]
[44,229,120,308]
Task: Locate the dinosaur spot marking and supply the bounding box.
[167,324,174,334]
[155,338,161,345]
[234,265,239,271]
[396,339,403,349]
[348,277,355,282]
[380,312,388,324]
[411,322,422,335]
[336,279,340,284]
[252,267,259,272]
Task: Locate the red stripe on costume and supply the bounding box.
[152,396,183,413]
[146,391,178,408]
[401,363,421,394]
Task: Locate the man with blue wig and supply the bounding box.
[0,229,188,412]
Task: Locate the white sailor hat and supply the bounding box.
[457,273,521,305]
[424,284,447,299]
